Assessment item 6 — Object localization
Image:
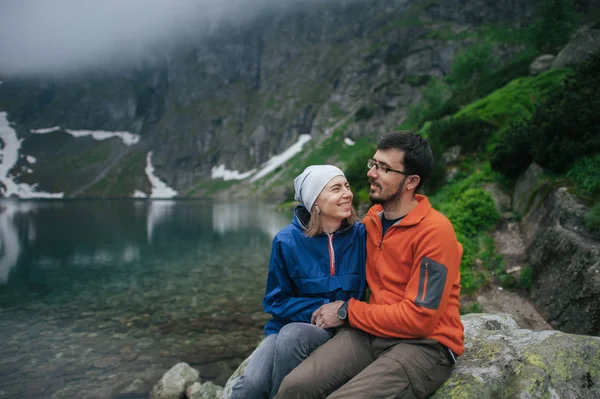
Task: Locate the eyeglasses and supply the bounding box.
[367,158,409,175]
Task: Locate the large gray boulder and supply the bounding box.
[512,163,545,217]
[432,314,600,398]
[198,314,600,399]
[512,164,600,336]
[552,27,600,69]
[521,186,600,336]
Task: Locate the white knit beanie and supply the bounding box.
[294,165,345,214]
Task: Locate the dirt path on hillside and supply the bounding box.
[479,219,552,331]
[476,284,551,330]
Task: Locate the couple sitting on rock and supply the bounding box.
[227,131,464,399]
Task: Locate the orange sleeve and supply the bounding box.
[348,220,462,338]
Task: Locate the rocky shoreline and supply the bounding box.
[150,314,600,399]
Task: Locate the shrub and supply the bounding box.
[584,203,600,235]
[354,105,378,121]
[490,120,533,177]
[444,188,499,237]
[404,78,454,129]
[427,116,496,152]
[532,0,576,53]
[530,51,600,172]
[460,302,483,315]
[519,266,534,291]
[447,40,496,93]
[419,126,447,195]
[568,153,600,197]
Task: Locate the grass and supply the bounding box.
[567,153,600,199]
[186,178,239,197]
[455,68,571,129]
[329,103,347,119]
[86,149,147,197]
[429,163,502,295]
[584,203,600,235]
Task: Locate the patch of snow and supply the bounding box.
[31,126,140,146]
[344,137,355,146]
[211,164,256,181]
[145,152,177,199]
[65,129,140,146]
[0,112,64,199]
[132,190,147,198]
[26,155,36,164]
[31,126,60,134]
[250,134,312,182]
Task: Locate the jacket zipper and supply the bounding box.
[421,261,429,302]
[328,234,335,276]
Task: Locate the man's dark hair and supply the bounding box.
[377,131,434,192]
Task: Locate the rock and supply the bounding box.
[442,145,461,164]
[216,339,267,399]
[512,163,545,217]
[206,314,600,399]
[529,54,555,75]
[521,186,600,336]
[432,314,600,398]
[483,182,511,214]
[186,382,202,398]
[150,363,200,399]
[552,28,600,69]
[188,382,223,399]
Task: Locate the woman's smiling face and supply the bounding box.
[314,175,353,221]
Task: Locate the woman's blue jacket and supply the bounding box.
[263,205,367,335]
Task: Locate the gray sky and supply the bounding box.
[0,0,324,76]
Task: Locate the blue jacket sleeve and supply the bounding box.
[262,238,325,323]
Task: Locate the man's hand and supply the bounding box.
[311,300,346,329]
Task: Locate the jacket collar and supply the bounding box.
[292,205,352,233]
[367,194,431,227]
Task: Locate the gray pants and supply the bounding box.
[274,327,454,399]
[230,322,335,399]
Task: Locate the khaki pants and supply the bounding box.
[274,328,454,399]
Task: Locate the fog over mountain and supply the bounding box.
[0,0,353,76]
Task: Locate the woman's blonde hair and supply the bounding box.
[305,205,359,237]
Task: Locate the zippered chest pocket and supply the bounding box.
[415,257,447,310]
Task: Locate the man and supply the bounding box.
[274,131,464,399]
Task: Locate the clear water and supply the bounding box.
[0,199,289,398]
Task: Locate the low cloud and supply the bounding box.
[0,0,320,76]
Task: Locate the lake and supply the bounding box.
[0,199,290,398]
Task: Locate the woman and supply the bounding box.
[228,165,367,399]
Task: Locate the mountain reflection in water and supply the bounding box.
[0,199,289,398]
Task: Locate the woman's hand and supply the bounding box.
[311,300,346,329]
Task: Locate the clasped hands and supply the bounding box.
[311,300,345,329]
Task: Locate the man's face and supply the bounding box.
[366,149,409,205]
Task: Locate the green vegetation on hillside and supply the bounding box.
[532,0,576,53]
[344,1,589,302]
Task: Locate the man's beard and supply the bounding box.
[368,176,407,205]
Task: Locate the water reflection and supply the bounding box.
[0,202,21,283]
[146,199,176,243]
[0,199,291,397]
[212,202,289,238]
[0,199,289,286]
